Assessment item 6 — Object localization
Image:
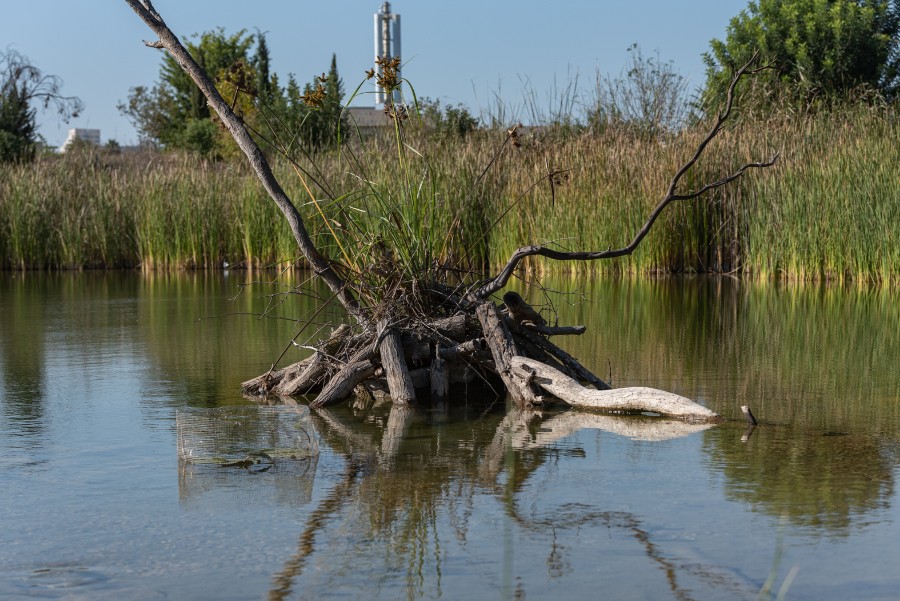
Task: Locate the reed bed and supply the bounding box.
[1,105,898,283]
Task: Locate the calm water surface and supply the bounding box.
[1,272,898,600]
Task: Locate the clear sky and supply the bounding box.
[1,1,748,148]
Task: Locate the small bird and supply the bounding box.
[503,291,546,326]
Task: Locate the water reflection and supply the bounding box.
[0,275,48,442]
[545,277,900,428]
[269,402,763,600]
[2,272,899,599]
[133,271,345,409]
[705,425,894,534]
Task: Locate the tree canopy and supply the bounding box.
[701,0,900,112]
[119,29,347,156]
[0,48,83,163]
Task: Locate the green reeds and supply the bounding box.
[1,104,898,283]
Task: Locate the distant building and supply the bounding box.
[59,128,101,152]
[345,106,392,138]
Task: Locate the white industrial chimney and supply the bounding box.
[373,2,401,106]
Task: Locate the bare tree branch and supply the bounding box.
[473,53,778,300]
[123,0,367,325]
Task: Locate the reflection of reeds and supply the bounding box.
[534,276,900,429]
[2,104,898,282]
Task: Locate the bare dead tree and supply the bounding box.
[123,0,365,325]
[125,1,775,420]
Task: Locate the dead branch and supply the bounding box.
[124,0,366,325]
[473,53,778,300]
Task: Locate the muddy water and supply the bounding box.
[1,272,898,600]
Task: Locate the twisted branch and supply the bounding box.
[474,53,778,300]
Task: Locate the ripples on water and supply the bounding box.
[1,272,898,600]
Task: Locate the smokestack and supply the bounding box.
[373,2,401,106]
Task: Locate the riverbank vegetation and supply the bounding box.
[1,99,897,283]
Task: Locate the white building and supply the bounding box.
[58,128,101,152]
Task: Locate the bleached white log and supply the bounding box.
[510,356,721,422]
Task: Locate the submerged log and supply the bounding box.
[510,356,721,422]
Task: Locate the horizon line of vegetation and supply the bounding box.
[1,100,898,285]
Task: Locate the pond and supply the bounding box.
[1,272,898,600]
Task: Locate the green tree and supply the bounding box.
[0,80,34,162]
[0,48,82,162]
[119,28,256,152]
[417,98,480,138]
[701,0,900,112]
[296,54,347,151]
[253,30,272,102]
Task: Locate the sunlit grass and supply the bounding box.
[1,103,897,283]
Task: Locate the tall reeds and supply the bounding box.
[1,104,898,283]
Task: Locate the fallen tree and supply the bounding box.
[126,1,776,421]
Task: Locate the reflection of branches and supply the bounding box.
[487,410,752,601]
[706,426,895,534]
[504,500,708,601]
[268,458,362,601]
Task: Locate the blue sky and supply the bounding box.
[1,1,748,147]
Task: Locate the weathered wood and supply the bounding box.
[437,338,486,360]
[741,405,758,426]
[522,323,586,336]
[503,291,546,326]
[378,319,417,405]
[514,334,573,377]
[430,354,449,402]
[519,327,611,390]
[310,360,376,408]
[511,356,721,422]
[476,302,541,406]
[273,356,328,396]
[426,313,470,341]
[242,324,351,396]
[241,356,314,396]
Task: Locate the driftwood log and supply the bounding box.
[511,356,721,422]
